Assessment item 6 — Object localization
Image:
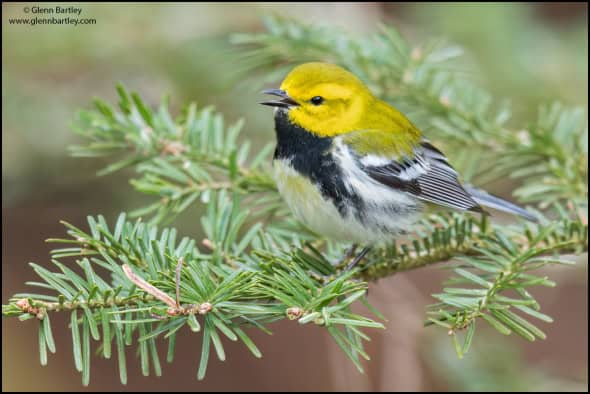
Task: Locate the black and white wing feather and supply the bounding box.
[364,141,486,213]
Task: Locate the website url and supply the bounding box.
[8,17,96,26]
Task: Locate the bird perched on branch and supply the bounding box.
[261,62,536,268]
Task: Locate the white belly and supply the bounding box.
[273,159,421,244]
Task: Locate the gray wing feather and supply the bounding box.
[364,141,485,213]
[362,140,537,221]
[465,185,539,222]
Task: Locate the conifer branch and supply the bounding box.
[3,16,587,385]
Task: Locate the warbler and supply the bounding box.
[261,62,536,267]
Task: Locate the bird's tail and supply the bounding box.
[465,185,538,223]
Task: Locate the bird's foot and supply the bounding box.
[345,247,372,271]
[310,245,371,284]
[334,244,358,267]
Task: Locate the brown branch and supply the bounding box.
[121,263,212,317]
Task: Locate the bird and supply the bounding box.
[260,62,537,269]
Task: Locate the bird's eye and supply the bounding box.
[310,96,324,106]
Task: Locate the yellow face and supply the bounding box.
[278,63,375,137]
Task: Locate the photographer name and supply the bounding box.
[29,6,83,16]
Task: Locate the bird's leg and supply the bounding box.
[345,247,372,271]
[311,245,359,284]
[335,244,358,267]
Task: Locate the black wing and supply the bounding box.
[364,141,485,213]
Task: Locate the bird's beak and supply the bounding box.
[259,89,299,108]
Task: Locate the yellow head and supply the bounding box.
[261,63,376,137]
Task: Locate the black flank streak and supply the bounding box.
[273,110,361,216]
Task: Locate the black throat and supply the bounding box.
[272,110,359,216]
[273,110,332,167]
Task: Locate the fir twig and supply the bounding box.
[3,16,587,386]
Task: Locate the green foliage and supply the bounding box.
[427,216,586,356]
[3,207,383,385]
[3,16,588,386]
[71,88,277,225]
[233,15,588,207]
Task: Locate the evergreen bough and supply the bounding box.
[3,16,587,385]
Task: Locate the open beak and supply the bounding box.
[260,89,299,108]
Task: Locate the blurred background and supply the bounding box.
[2,2,587,391]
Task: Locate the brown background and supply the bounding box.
[3,2,588,391]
